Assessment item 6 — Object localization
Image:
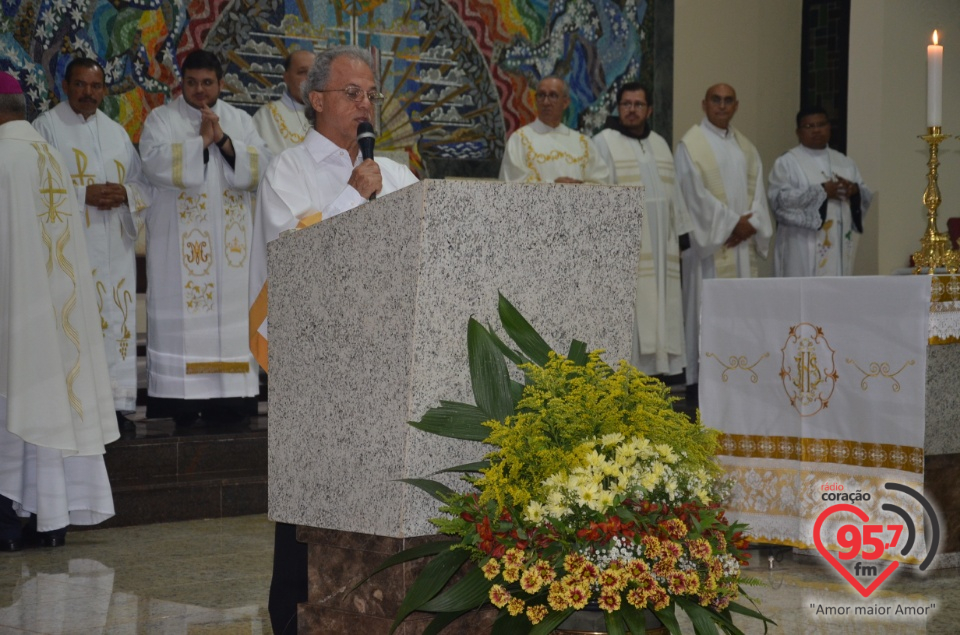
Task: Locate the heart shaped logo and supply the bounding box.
[813,503,899,597]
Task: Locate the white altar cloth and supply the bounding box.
[700,276,930,562]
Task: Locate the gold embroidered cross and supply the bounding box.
[38,170,69,223]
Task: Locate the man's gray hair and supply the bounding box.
[303,46,376,125]
[0,93,26,117]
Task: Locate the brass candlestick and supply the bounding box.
[913,126,960,274]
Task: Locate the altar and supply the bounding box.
[699,274,960,567]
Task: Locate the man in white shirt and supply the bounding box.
[499,76,609,184]
[247,45,418,635]
[33,57,155,433]
[675,83,773,401]
[769,106,873,277]
[140,50,271,427]
[253,50,315,155]
[0,71,117,551]
[593,82,690,377]
[250,46,419,372]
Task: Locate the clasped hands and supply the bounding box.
[199,105,232,154]
[85,183,128,210]
[822,177,858,201]
[724,213,756,249]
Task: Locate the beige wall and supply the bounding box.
[673,0,803,275]
[849,0,960,274]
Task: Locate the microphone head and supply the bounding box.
[357,121,376,160]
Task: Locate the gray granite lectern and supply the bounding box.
[267,179,643,633]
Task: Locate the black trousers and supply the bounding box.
[268,522,309,635]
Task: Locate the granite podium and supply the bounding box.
[267,179,644,632]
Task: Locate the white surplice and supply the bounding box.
[33,102,155,412]
[593,128,691,376]
[252,91,311,156]
[0,121,116,531]
[676,119,773,386]
[249,129,419,371]
[500,119,610,184]
[140,96,270,400]
[769,145,873,277]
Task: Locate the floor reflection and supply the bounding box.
[0,516,272,634]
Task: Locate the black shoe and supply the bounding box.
[37,529,66,548]
[173,412,200,428]
[0,538,21,552]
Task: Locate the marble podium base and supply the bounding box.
[296,526,498,634]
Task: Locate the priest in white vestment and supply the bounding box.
[33,58,155,427]
[0,72,116,551]
[675,84,773,395]
[253,50,315,155]
[593,82,691,376]
[499,76,609,184]
[140,51,271,427]
[769,106,873,277]
[250,46,418,373]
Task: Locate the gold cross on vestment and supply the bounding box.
[38,170,70,223]
[71,148,95,186]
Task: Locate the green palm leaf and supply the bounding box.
[468,318,515,420]
[497,293,552,366]
[410,400,491,441]
[418,566,492,612]
[397,478,455,503]
[389,547,471,633]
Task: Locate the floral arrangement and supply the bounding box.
[367,295,773,635]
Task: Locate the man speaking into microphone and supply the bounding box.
[248,44,418,635]
[250,45,418,369]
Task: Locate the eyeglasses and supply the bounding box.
[799,121,830,130]
[316,86,385,104]
[619,101,648,110]
[708,95,736,106]
[535,91,564,102]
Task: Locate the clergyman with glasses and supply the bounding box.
[139,49,272,428]
[249,45,418,372]
[593,81,691,378]
[499,76,609,184]
[675,83,773,403]
[768,105,872,278]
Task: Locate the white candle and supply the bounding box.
[928,30,943,128]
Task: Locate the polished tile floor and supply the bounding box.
[0,515,274,634]
[1,513,959,634]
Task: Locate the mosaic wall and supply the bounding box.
[0,0,661,172]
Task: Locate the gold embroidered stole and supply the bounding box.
[682,125,760,278]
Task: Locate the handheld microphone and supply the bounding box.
[357,121,376,199]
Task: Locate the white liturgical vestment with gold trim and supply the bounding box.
[252,91,310,155]
[33,101,155,412]
[0,120,116,531]
[500,119,610,184]
[249,129,419,371]
[140,96,271,400]
[593,128,690,376]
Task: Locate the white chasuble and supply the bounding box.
[700,276,929,563]
[593,128,689,376]
[140,96,271,399]
[769,145,873,277]
[676,120,773,385]
[33,102,155,412]
[249,130,420,371]
[252,92,310,155]
[0,121,116,530]
[500,119,610,184]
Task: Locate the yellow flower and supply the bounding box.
[489,584,511,608]
[600,432,624,447]
[481,558,501,580]
[656,443,679,464]
[502,565,521,583]
[503,548,525,567]
[524,501,545,523]
[598,592,621,612]
[526,604,549,625]
[507,597,526,616]
[564,553,587,574]
[548,581,570,611]
[520,567,543,594]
